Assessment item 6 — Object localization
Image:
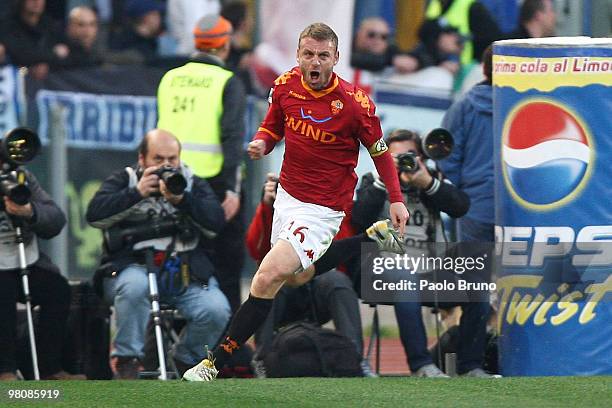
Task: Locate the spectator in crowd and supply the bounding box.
[352,129,479,377]
[424,0,502,67]
[86,129,231,379]
[57,5,104,69]
[407,20,464,75]
[0,147,85,380]
[167,0,220,55]
[350,17,417,94]
[439,46,494,250]
[157,14,246,314]
[507,0,557,39]
[0,0,69,79]
[69,0,121,54]
[221,0,254,94]
[107,0,164,64]
[246,174,381,378]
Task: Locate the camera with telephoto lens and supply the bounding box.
[103,216,197,253]
[139,165,187,196]
[396,128,454,174]
[0,127,41,206]
[154,165,187,195]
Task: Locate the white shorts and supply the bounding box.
[271,184,345,271]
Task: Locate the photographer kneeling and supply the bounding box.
[86,129,230,379]
[352,129,483,377]
[0,128,84,380]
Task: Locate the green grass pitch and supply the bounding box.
[1,376,610,407]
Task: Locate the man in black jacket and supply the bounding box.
[0,0,68,79]
[58,6,104,70]
[352,129,494,377]
[86,129,231,379]
[0,164,84,380]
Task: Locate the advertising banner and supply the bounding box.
[493,38,612,375]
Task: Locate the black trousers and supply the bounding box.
[0,266,71,376]
[214,214,245,313]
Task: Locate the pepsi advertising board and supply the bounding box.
[492,38,612,376]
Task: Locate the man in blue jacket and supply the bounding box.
[440,45,494,245]
[438,45,495,377]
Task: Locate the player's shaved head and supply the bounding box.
[298,22,338,52]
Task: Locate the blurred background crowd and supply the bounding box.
[0,0,609,94]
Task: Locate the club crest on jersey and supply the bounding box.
[330,99,343,115]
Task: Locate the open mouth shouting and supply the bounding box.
[308,70,321,85]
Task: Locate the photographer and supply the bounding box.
[352,129,481,377]
[0,138,84,380]
[86,129,231,379]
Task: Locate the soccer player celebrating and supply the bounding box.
[183,22,409,381]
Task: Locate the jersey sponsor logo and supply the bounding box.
[289,90,306,100]
[502,99,593,210]
[330,99,343,115]
[299,107,332,123]
[285,113,336,143]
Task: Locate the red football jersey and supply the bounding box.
[254,67,390,211]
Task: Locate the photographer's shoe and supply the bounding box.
[0,372,18,381]
[460,368,502,378]
[182,352,218,382]
[360,359,378,378]
[414,364,449,378]
[113,356,142,380]
[366,219,405,254]
[43,371,87,380]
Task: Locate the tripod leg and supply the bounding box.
[145,250,167,380]
[17,227,40,381]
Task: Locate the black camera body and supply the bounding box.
[0,169,31,205]
[138,165,188,196]
[0,128,41,206]
[153,166,187,196]
[396,128,454,174]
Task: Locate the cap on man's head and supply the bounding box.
[193,14,233,51]
[124,0,164,19]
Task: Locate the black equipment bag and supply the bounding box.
[16,281,112,379]
[62,281,113,379]
[263,321,362,377]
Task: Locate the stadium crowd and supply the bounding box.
[0,0,562,381]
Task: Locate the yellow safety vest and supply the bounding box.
[426,0,475,66]
[157,62,233,178]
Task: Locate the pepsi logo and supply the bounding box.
[502,99,593,210]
